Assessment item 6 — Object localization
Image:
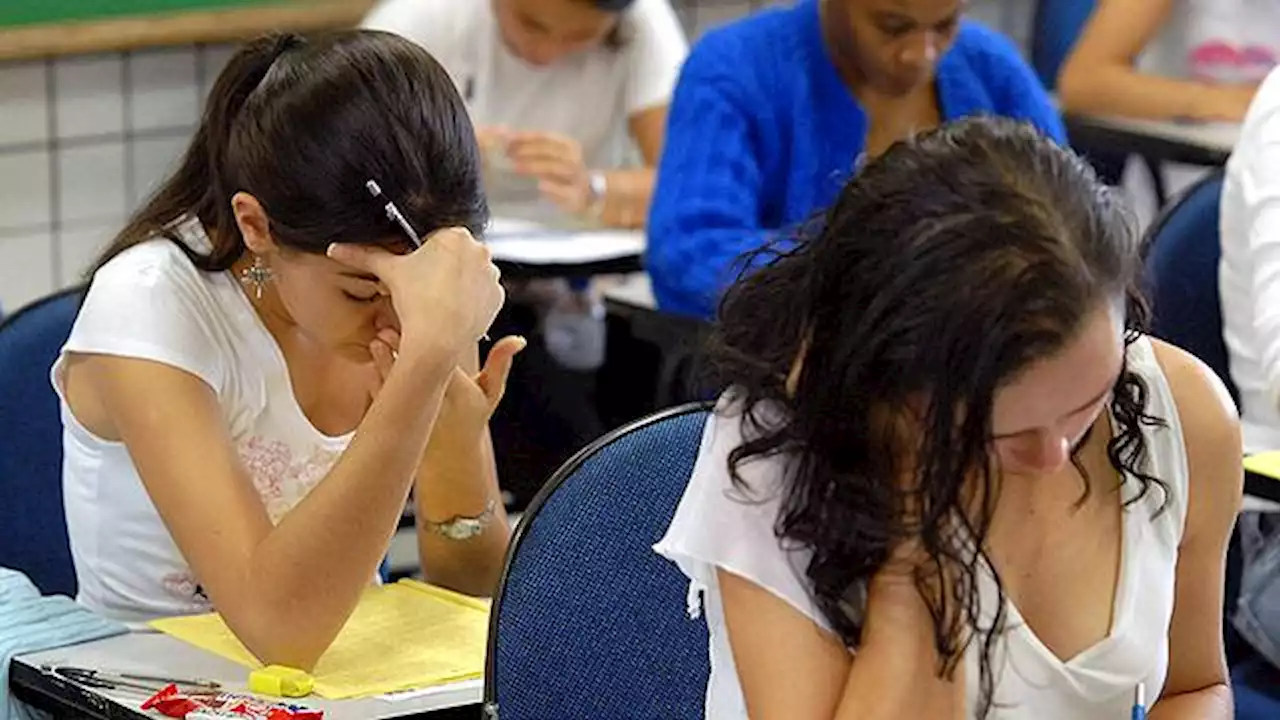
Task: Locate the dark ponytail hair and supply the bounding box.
[91,30,486,276]
[581,0,636,51]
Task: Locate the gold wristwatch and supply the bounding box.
[586,170,608,220]
[424,499,498,541]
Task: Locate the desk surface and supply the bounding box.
[1066,112,1239,165]
[602,273,657,312]
[487,216,645,279]
[13,631,481,719]
[1073,114,1240,154]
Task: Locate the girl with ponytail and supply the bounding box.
[57,30,516,669]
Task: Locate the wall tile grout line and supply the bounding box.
[123,50,137,223]
[0,125,197,158]
[195,43,209,103]
[44,55,61,291]
[0,218,121,240]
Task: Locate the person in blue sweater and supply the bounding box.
[647,0,1067,319]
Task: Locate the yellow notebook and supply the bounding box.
[1245,452,1280,479]
[150,580,489,700]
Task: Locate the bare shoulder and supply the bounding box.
[1147,338,1239,443]
[1147,338,1243,536]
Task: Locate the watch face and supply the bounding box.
[434,500,496,540]
[446,520,480,540]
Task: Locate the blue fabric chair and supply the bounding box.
[1030,0,1166,201]
[1142,169,1236,401]
[1233,656,1280,718]
[0,287,84,597]
[484,403,712,720]
[1142,170,1280,714]
[1029,0,1097,90]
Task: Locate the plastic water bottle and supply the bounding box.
[543,289,607,372]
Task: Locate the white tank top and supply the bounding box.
[654,336,1190,719]
[53,220,354,622]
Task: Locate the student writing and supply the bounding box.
[646,0,1066,320]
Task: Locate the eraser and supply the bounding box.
[248,666,314,698]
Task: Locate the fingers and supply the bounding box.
[505,132,576,160]
[475,125,510,147]
[425,227,501,287]
[538,180,587,212]
[370,337,396,383]
[507,143,571,165]
[507,133,582,183]
[476,335,527,409]
[376,327,401,353]
[457,342,481,376]
[423,225,482,249]
[512,157,580,184]
[327,243,395,277]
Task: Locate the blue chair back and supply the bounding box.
[1030,0,1097,89]
[485,403,712,720]
[1233,656,1280,718]
[0,287,83,596]
[1141,169,1238,402]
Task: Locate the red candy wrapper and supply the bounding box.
[142,684,323,720]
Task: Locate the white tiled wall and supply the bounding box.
[0,150,51,234]
[0,44,234,314]
[0,0,1025,315]
[130,49,201,132]
[0,61,49,148]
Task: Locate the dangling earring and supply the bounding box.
[238,255,274,300]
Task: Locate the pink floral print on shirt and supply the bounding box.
[1190,39,1278,84]
[236,436,342,524]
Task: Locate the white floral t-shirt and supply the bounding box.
[1142,0,1280,84]
[52,219,354,622]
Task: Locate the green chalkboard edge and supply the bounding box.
[0,1,291,29]
[0,0,372,62]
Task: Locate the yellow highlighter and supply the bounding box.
[248,665,314,698]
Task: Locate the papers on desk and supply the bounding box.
[484,216,645,265]
[1245,452,1280,479]
[1243,454,1280,511]
[150,580,488,700]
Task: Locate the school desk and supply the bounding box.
[1065,112,1239,167]
[10,631,482,720]
[603,273,707,407]
[487,218,644,280]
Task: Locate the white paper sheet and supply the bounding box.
[483,217,645,265]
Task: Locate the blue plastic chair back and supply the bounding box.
[0,288,84,596]
[1030,0,1097,89]
[1141,169,1238,402]
[1232,656,1280,718]
[485,403,712,720]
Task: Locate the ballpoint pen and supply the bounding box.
[365,179,421,250]
[1132,682,1146,720]
[365,179,492,342]
[46,665,221,695]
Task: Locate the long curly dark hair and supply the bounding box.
[705,117,1167,716]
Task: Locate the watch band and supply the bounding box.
[586,170,608,220]
[423,499,498,541]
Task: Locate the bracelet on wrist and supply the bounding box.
[422,499,498,541]
[586,170,608,220]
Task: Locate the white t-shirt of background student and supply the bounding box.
[52,220,353,622]
[362,0,688,172]
[1141,0,1280,84]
